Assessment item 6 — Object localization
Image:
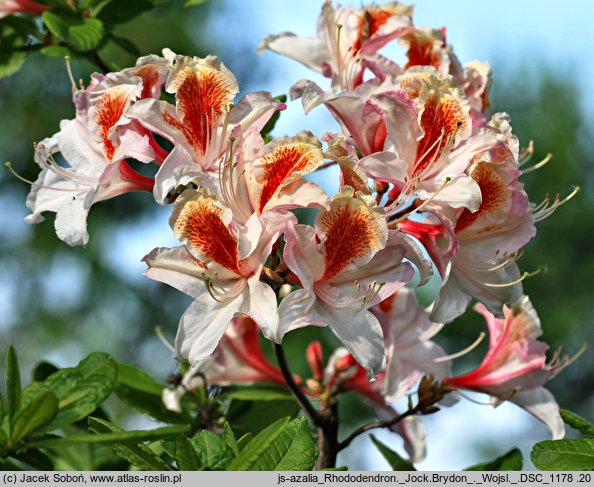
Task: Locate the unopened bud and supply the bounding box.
[306,341,324,380]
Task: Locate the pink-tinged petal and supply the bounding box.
[242,277,280,342]
[153,146,195,205]
[402,27,451,74]
[414,79,471,175]
[319,244,414,311]
[257,33,327,73]
[429,261,473,324]
[25,169,87,225]
[170,189,245,277]
[283,221,325,288]
[236,212,263,260]
[324,94,386,156]
[248,131,324,214]
[112,129,154,164]
[509,388,565,440]
[89,81,142,162]
[95,160,154,202]
[126,98,188,149]
[165,55,238,157]
[57,119,105,173]
[176,288,245,365]
[54,190,95,246]
[374,406,427,463]
[289,79,327,114]
[358,151,407,184]
[417,173,482,211]
[230,91,285,133]
[316,187,388,280]
[390,230,434,286]
[369,90,420,163]
[277,289,326,341]
[264,179,329,214]
[0,0,47,17]
[143,246,206,299]
[124,54,171,99]
[319,304,387,376]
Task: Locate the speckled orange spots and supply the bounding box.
[353,9,393,51]
[414,94,468,174]
[455,164,507,232]
[319,199,383,280]
[94,86,131,161]
[404,30,443,71]
[175,196,244,274]
[168,66,235,155]
[258,143,322,213]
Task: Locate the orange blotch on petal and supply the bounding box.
[168,65,236,155]
[353,9,393,51]
[414,94,469,174]
[455,163,507,232]
[258,142,322,212]
[94,86,133,161]
[319,196,385,280]
[174,195,244,274]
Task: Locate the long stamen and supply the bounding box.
[154,326,175,353]
[483,266,545,288]
[533,186,580,222]
[485,250,524,272]
[518,140,534,165]
[522,153,552,174]
[5,161,86,192]
[434,332,486,363]
[64,55,76,93]
[393,177,452,223]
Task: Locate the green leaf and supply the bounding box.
[5,346,21,428]
[114,362,189,424]
[20,352,118,431]
[10,391,59,443]
[191,430,235,471]
[110,35,141,57]
[464,448,523,471]
[370,435,416,471]
[260,94,287,142]
[42,11,105,53]
[223,422,239,455]
[531,438,594,471]
[226,398,300,435]
[97,0,153,26]
[237,433,252,452]
[561,409,594,436]
[184,0,208,6]
[228,417,317,471]
[13,450,54,471]
[175,435,200,471]
[0,389,4,426]
[27,422,189,449]
[40,45,71,57]
[31,361,59,382]
[85,417,172,471]
[67,18,104,53]
[222,386,294,402]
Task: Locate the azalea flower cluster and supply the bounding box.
[22,0,578,463]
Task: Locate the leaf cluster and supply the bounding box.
[0,345,316,471]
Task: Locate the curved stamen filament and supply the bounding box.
[483,266,545,288]
[5,161,88,192]
[485,250,524,272]
[392,176,452,223]
[154,325,175,353]
[341,280,385,313]
[522,153,552,174]
[434,332,486,363]
[64,55,76,93]
[533,186,580,222]
[518,140,534,166]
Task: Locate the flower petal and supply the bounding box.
[176,288,245,365]
[509,388,565,440]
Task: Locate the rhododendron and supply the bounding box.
[13,0,584,471]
